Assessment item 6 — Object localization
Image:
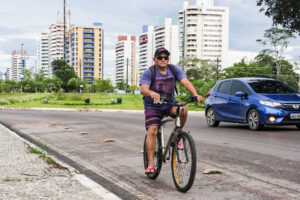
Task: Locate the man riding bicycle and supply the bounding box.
[140,47,203,174]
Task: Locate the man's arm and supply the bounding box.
[180,78,203,103]
[140,84,160,104]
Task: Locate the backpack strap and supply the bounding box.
[168,64,178,95]
[149,65,156,90]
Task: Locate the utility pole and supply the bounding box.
[216,57,219,80]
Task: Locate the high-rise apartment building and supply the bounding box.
[178,0,229,68]
[139,18,179,79]
[66,23,104,84]
[155,18,179,65]
[37,33,50,77]
[49,22,65,76]
[139,25,155,80]
[115,35,136,86]
[11,51,36,81]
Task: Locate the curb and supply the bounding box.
[0,121,155,200]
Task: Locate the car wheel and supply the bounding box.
[296,124,300,130]
[247,109,263,131]
[206,107,220,127]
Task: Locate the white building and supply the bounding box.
[138,18,179,79]
[139,25,155,80]
[178,0,229,69]
[155,18,179,65]
[49,22,65,76]
[11,51,36,81]
[115,35,136,86]
[37,33,50,77]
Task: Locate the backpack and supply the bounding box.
[149,64,179,95]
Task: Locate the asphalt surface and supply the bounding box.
[0,109,299,200]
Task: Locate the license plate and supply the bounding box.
[290,113,300,119]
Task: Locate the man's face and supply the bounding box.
[153,53,169,68]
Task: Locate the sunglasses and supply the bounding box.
[156,56,169,60]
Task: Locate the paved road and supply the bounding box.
[0,109,299,200]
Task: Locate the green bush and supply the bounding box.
[7,97,21,104]
[70,94,83,101]
[0,99,10,105]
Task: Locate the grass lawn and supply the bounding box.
[0,93,205,111]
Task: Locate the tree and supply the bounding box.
[223,55,299,90]
[0,79,4,93]
[67,78,83,92]
[257,27,295,76]
[43,77,62,93]
[178,58,201,72]
[117,79,126,90]
[52,59,77,91]
[185,60,218,82]
[23,69,32,80]
[34,68,45,82]
[92,78,114,93]
[4,80,16,93]
[257,0,300,35]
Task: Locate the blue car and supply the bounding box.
[205,78,300,130]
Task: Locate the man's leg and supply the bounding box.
[171,106,188,128]
[146,126,158,171]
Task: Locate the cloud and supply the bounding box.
[0,52,11,71]
[223,50,257,68]
[0,0,299,75]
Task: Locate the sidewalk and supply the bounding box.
[0,124,120,200]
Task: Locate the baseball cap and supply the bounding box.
[154,47,170,57]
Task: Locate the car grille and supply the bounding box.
[278,103,300,111]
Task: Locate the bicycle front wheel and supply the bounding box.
[143,131,162,179]
[171,131,197,192]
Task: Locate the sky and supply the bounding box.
[0,0,299,75]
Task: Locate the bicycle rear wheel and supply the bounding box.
[143,131,162,179]
[171,131,197,192]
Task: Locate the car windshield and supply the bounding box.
[247,80,298,94]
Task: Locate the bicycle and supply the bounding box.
[143,96,198,192]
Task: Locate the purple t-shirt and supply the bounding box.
[139,65,186,110]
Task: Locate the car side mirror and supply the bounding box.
[235,91,246,98]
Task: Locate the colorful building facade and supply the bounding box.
[66,23,104,84]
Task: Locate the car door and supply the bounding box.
[227,80,252,122]
[213,80,232,120]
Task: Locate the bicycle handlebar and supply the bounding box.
[158,96,199,106]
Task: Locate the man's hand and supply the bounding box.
[150,91,160,104]
[196,95,203,103]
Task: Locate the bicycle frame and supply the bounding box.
[159,105,185,163]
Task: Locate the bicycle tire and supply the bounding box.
[171,131,197,192]
[143,131,162,179]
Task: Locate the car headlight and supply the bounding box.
[259,100,281,107]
